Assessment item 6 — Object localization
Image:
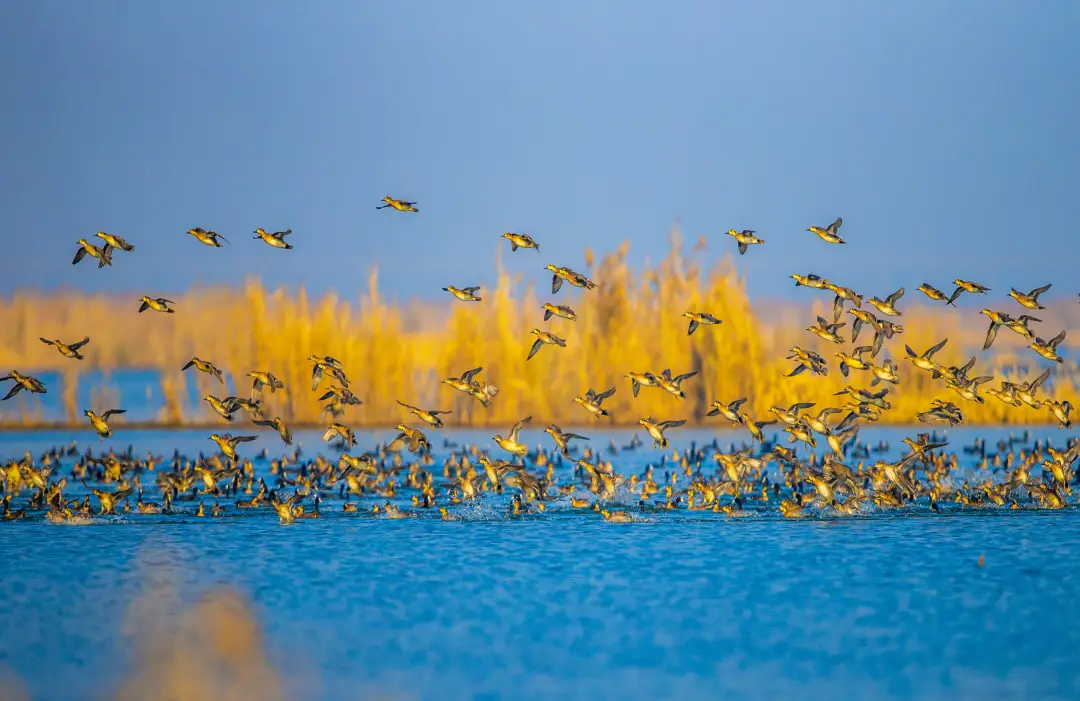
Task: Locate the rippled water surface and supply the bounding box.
[1,427,1079,700]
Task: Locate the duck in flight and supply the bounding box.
[377,196,419,212]
[443,285,482,302]
[503,232,539,252]
[1,371,47,400]
[139,297,175,313]
[527,329,566,360]
[39,336,90,360]
[683,312,721,336]
[73,239,112,268]
[807,217,845,244]
[95,232,134,253]
[254,228,293,249]
[188,227,227,247]
[725,229,765,255]
[1009,283,1052,310]
[946,279,990,306]
[182,357,225,384]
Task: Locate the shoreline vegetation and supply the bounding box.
[2,232,1078,430]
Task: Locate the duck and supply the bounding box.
[807,217,844,244]
[544,425,590,457]
[138,296,175,313]
[72,239,113,267]
[542,303,576,321]
[84,409,125,439]
[204,394,237,420]
[946,279,990,305]
[725,229,765,254]
[574,387,617,418]
[187,227,227,247]
[917,283,948,302]
[527,329,566,360]
[248,371,285,394]
[544,264,597,294]
[903,338,948,373]
[494,416,532,458]
[786,346,828,377]
[397,400,452,428]
[807,315,846,345]
[502,232,539,251]
[836,345,873,378]
[322,422,357,446]
[867,287,904,317]
[706,397,747,425]
[84,483,134,515]
[1029,330,1066,363]
[683,312,722,336]
[253,228,293,249]
[443,285,482,302]
[625,371,660,398]
[439,506,461,521]
[792,273,829,289]
[769,402,816,426]
[600,509,633,523]
[639,417,686,448]
[182,357,225,384]
[657,368,699,398]
[1046,400,1073,429]
[39,336,90,360]
[253,416,293,446]
[209,433,258,460]
[95,231,134,252]
[377,196,418,212]
[1009,283,1052,310]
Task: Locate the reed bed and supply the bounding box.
[2,230,1077,428]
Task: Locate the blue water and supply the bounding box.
[1,426,1079,700]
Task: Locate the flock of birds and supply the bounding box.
[1,205,1078,524]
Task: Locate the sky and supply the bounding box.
[1,1,1078,305]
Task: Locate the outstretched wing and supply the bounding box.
[70,337,91,350]
[72,247,86,265]
[527,338,543,360]
[509,416,532,442]
[102,409,127,419]
[885,287,905,305]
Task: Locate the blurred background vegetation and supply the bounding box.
[1,229,1076,428]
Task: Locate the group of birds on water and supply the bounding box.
[2,204,1079,523]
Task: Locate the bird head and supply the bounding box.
[530,328,540,336]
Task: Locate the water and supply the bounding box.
[1,426,1079,700]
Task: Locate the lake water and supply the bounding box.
[1,426,1078,701]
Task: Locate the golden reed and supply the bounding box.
[1,230,1076,428]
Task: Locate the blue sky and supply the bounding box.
[1,1,1077,304]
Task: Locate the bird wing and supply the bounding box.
[596,387,617,401]
[460,367,483,383]
[1031,283,1052,296]
[687,319,699,336]
[509,416,532,442]
[397,400,419,412]
[102,409,127,419]
[527,338,544,360]
[39,338,56,346]
[660,419,687,430]
[72,248,86,265]
[70,337,91,350]
[182,359,196,370]
[737,242,747,255]
[674,370,698,382]
[463,286,480,294]
[886,287,905,305]
[927,337,948,357]
[982,320,1001,351]
[551,275,563,294]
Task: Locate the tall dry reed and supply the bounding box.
[1,228,1076,427]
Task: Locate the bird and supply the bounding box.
[397,400,452,428]
[503,232,539,252]
[683,312,721,336]
[253,416,293,446]
[625,371,660,398]
[807,315,846,345]
[544,425,590,457]
[73,239,113,267]
[187,227,227,247]
[85,409,125,439]
[574,387,616,418]
[204,394,237,421]
[138,297,175,313]
[253,228,293,249]
[182,357,225,384]
[377,196,418,212]
[807,217,845,244]
[527,329,566,360]
[657,369,698,398]
[95,231,134,252]
[706,397,748,425]
[542,303,576,321]
[917,283,949,302]
[443,285,482,302]
[494,416,532,458]
[1009,283,1052,310]
[639,417,686,448]
[904,338,948,373]
[322,422,357,446]
[0,371,47,400]
[209,433,258,460]
[1029,330,1066,363]
[39,336,90,360]
[544,265,596,294]
[946,280,990,305]
[868,287,905,317]
[792,273,829,289]
[725,229,765,254]
[248,371,285,394]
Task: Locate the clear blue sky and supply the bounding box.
[1,1,1078,304]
